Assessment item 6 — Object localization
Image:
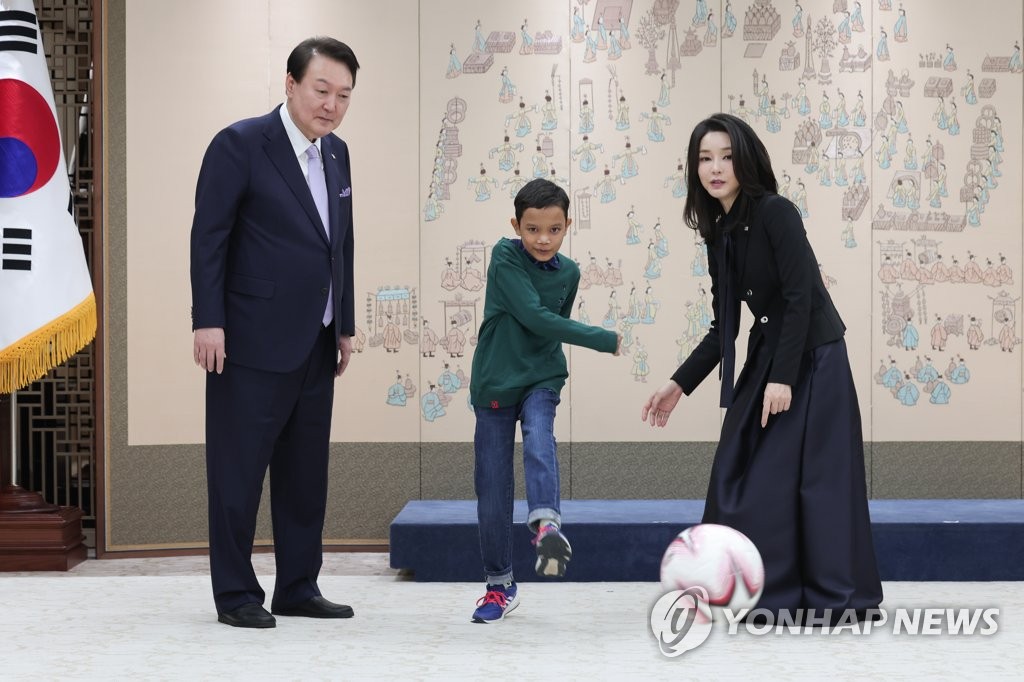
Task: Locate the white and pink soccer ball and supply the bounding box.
[660,524,765,621]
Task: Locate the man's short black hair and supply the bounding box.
[287,37,360,86]
[513,178,570,223]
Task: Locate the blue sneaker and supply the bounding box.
[533,523,572,577]
[471,582,519,623]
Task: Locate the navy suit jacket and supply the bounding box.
[190,106,355,373]
[672,193,845,394]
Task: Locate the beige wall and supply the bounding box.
[106,0,1023,550]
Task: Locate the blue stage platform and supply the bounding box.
[389,499,1024,582]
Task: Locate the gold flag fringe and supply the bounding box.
[0,293,97,393]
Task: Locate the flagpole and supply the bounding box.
[0,391,56,513]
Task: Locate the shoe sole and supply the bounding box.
[217,615,276,628]
[471,594,520,623]
[535,533,572,577]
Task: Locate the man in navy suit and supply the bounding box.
[190,36,359,628]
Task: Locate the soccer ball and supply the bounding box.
[659,524,765,622]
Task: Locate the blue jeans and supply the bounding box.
[474,388,562,585]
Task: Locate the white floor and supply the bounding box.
[2,554,1022,680]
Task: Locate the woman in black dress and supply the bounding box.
[642,113,882,621]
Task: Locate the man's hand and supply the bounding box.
[194,327,226,374]
[337,335,353,377]
[761,382,792,428]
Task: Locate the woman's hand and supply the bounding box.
[642,380,683,427]
[761,382,792,427]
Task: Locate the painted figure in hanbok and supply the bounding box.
[805,141,820,173]
[988,145,1002,177]
[583,29,598,63]
[693,0,709,26]
[596,166,622,203]
[644,241,662,279]
[929,380,951,405]
[931,255,949,283]
[619,16,631,48]
[756,77,771,115]
[723,2,737,37]
[531,145,547,178]
[961,71,977,105]
[947,257,964,284]
[876,29,890,61]
[946,101,960,135]
[641,105,671,142]
[664,161,687,198]
[602,290,621,329]
[577,299,590,325]
[902,317,919,351]
[791,181,809,217]
[488,135,523,172]
[446,44,462,78]
[852,151,866,184]
[387,374,408,407]
[878,256,898,283]
[615,95,631,131]
[893,7,907,42]
[851,2,865,31]
[852,90,867,126]
[964,253,983,283]
[571,6,586,42]
[903,135,917,170]
[876,135,892,169]
[441,260,460,290]
[893,101,908,134]
[382,314,402,353]
[778,171,792,200]
[421,384,446,422]
[691,240,708,276]
[704,12,718,46]
[991,119,1004,152]
[793,80,811,115]
[1010,41,1022,72]
[608,28,624,60]
[647,221,667,258]
[505,98,536,138]
[896,379,919,406]
[886,117,899,155]
[838,12,852,44]
[835,152,848,187]
[572,135,603,173]
[468,166,497,201]
[541,93,557,130]
[936,163,948,197]
[999,320,1018,352]
[658,72,671,107]
[835,90,850,127]
[632,343,650,382]
[444,321,467,358]
[579,97,595,133]
[519,21,534,54]
[996,255,1013,284]
[613,139,645,179]
[461,259,484,291]
[498,66,517,103]
[966,318,984,350]
[792,2,804,37]
[473,20,487,53]
[421,320,438,358]
[900,252,919,280]
[881,361,902,388]
[438,363,462,394]
[819,93,832,129]
[942,44,956,71]
[930,317,948,352]
[423,190,442,222]
[604,259,623,287]
[819,152,833,186]
[624,287,642,323]
[841,220,856,248]
[642,286,659,324]
[597,16,609,49]
[765,98,786,133]
[625,209,643,245]
[906,179,919,210]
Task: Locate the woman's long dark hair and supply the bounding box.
[683,113,778,242]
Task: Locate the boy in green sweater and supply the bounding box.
[470,179,621,623]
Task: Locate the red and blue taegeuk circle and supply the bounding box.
[0,78,60,198]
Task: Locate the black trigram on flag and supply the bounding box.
[2,227,32,270]
[0,9,38,54]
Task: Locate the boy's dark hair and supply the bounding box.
[513,178,570,223]
[683,112,778,242]
[287,37,361,86]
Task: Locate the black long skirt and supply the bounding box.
[703,337,883,616]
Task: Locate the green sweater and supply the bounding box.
[470,238,618,408]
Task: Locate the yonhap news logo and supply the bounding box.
[649,596,999,657]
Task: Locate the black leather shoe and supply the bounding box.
[218,603,276,628]
[271,595,354,619]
